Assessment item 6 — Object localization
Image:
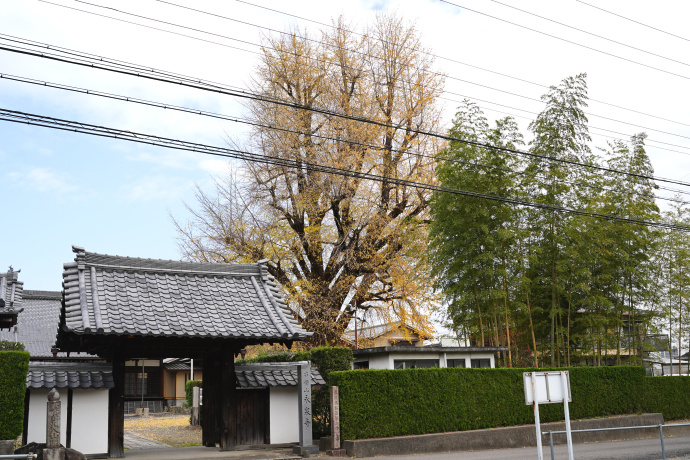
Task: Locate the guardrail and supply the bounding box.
[545,422,690,460]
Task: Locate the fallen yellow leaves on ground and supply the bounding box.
[125,414,201,447]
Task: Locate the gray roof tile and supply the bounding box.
[235,363,325,388]
[27,362,114,389]
[60,246,312,341]
[0,290,94,358]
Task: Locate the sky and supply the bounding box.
[2,1,690,333]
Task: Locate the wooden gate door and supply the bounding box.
[235,388,270,445]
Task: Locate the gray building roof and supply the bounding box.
[27,362,114,390]
[235,363,325,388]
[60,246,312,341]
[0,290,95,358]
[353,346,508,356]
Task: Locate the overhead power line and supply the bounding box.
[42,0,690,146]
[5,71,686,204]
[2,35,690,191]
[232,0,690,130]
[575,0,690,44]
[490,0,690,69]
[440,0,690,81]
[1,106,687,232]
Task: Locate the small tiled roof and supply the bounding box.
[0,290,94,358]
[163,358,203,371]
[343,322,426,343]
[60,246,311,341]
[27,362,114,389]
[235,363,325,388]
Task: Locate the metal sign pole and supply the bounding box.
[561,371,574,460]
[531,372,543,460]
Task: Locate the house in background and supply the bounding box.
[163,357,204,407]
[346,322,506,369]
[344,321,430,349]
[0,282,111,457]
[351,343,506,370]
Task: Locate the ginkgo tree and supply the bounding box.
[176,14,444,345]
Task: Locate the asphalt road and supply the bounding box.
[362,436,690,459]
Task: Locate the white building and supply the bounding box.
[352,345,505,370]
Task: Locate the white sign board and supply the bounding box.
[523,371,571,405]
[523,371,574,460]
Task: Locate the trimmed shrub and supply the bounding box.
[0,341,25,352]
[184,379,202,408]
[331,366,646,440]
[0,350,30,439]
[643,376,690,421]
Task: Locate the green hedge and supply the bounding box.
[0,350,30,439]
[643,376,690,421]
[331,366,646,440]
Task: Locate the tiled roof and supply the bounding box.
[343,322,425,342]
[0,290,94,358]
[27,362,114,389]
[235,363,325,388]
[60,246,312,340]
[163,358,203,371]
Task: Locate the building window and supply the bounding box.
[394,359,439,369]
[353,361,369,370]
[471,359,491,368]
[124,368,161,397]
[447,359,466,368]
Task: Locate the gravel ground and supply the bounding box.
[124,413,201,448]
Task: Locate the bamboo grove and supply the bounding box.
[429,73,689,368]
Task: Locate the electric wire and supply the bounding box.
[150,0,690,143]
[1,106,687,232]
[490,0,690,69]
[440,0,690,81]
[42,0,690,146]
[575,0,690,44]
[232,0,690,130]
[5,70,686,204]
[3,36,690,191]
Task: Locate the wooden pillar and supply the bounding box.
[202,350,221,447]
[66,389,73,448]
[108,354,125,458]
[219,346,237,451]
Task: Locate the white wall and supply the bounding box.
[352,354,389,370]
[269,386,299,444]
[70,390,109,454]
[27,389,67,447]
[26,389,109,455]
[352,351,497,369]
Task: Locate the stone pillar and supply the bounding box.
[191,386,200,427]
[44,388,65,460]
[293,363,319,457]
[327,386,346,456]
[330,386,340,449]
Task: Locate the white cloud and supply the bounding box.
[10,167,78,195]
[122,175,194,202]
